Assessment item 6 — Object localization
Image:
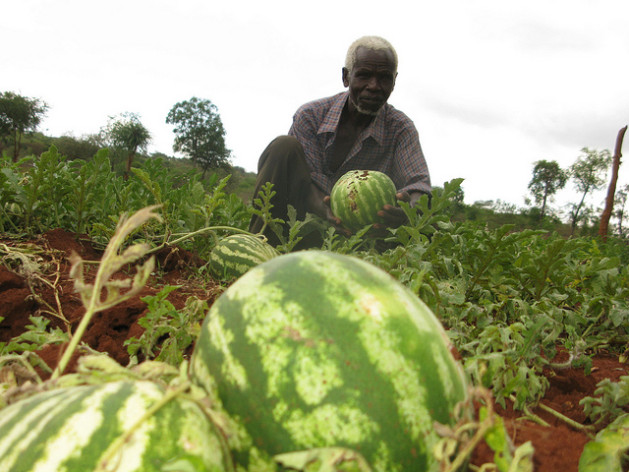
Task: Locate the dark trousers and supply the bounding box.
[248,136,320,247]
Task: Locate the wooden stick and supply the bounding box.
[599,125,627,241]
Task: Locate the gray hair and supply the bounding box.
[344,36,398,73]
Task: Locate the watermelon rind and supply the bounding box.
[190,250,470,472]
[330,170,397,232]
[208,233,279,280]
[0,380,231,472]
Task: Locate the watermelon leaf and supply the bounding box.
[578,414,629,472]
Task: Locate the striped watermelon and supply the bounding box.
[0,380,231,472]
[190,251,470,472]
[208,233,279,280]
[330,170,397,232]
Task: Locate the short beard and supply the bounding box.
[349,96,380,116]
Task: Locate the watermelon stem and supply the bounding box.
[0,352,48,384]
[148,225,256,256]
[52,206,162,380]
[435,387,496,472]
[536,402,595,435]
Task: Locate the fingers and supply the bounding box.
[396,191,411,203]
[325,208,348,234]
[377,205,407,227]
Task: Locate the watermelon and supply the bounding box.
[330,170,397,232]
[208,233,279,280]
[0,380,231,472]
[190,251,470,472]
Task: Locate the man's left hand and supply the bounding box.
[374,191,420,229]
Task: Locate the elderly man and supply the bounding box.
[249,35,431,246]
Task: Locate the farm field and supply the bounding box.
[0,149,628,471]
[1,227,627,471]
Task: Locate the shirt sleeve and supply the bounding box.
[391,124,432,195]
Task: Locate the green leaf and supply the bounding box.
[476,407,534,472]
[480,406,513,471]
[578,414,629,472]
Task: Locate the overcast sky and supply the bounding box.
[5,0,629,211]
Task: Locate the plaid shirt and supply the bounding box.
[288,91,431,195]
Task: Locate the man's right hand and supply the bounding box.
[320,196,351,236]
[307,184,351,236]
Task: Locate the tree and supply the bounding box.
[165,97,231,178]
[527,160,568,220]
[101,112,151,178]
[568,147,611,235]
[613,184,628,237]
[0,91,48,161]
[53,135,101,161]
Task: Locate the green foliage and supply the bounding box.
[0,91,48,161]
[0,316,68,356]
[578,414,629,472]
[570,147,612,196]
[249,182,330,252]
[389,178,463,246]
[0,145,250,244]
[53,134,102,161]
[581,376,629,426]
[100,112,151,176]
[613,184,629,237]
[250,181,283,236]
[479,406,534,472]
[1,142,628,471]
[53,206,162,379]
[165,97,231,176]
[125,286,208,366]
[0,316,69,396]
[0,146,117,234]
[568,147,612,234]
[2,145,78,233]
[358,179,629,410]
[248,181,326,252]
[528,159,568,219]
[70,148,117,233]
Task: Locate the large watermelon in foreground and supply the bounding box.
[190,251,470,472]
[208,233,279,280]
[330,170,397,232]
[0,380,231,472]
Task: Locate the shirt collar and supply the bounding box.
[318,91,387,145]
[368,104,387,145]
[318,92,348,134]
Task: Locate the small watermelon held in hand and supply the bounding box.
[0,381,231,472]
[208,233,279,280]
[330,170,397,232]
[190,250,470,472]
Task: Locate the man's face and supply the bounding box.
[343,47,397,116]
